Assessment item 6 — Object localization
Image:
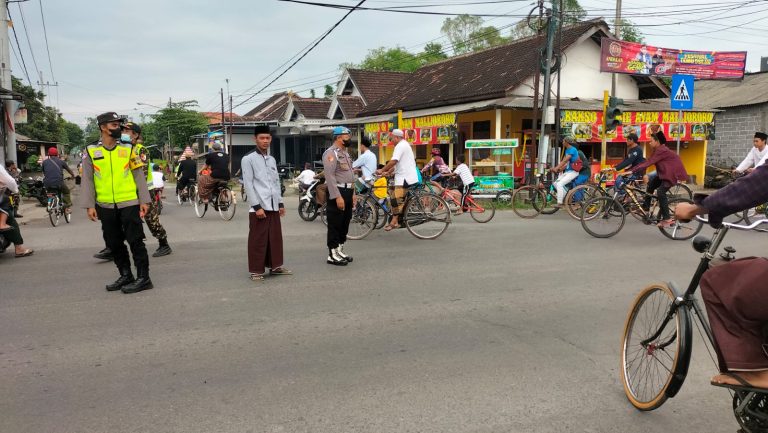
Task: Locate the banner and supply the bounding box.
[364,113,456,146]
[600,38,747,80]
[560,110,715,143]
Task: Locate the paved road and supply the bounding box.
[1,192,763,433]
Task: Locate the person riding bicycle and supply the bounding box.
[352,136,377,184]
[176,153,197,198]
[613,132,645,197]
[627,131,688,228]
[550,137,582,207]
[421,148,450,182]
[375,129,419,231]
[675,162,768,389]
[41,147,75,212]
[448,154,475,214]
[733,131,768,175]
[198,141,230,203]
[151,164,165,193]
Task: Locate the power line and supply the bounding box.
[233,0,368,110]
[38,0,55,83]
[8,40,29,85]
[7,9,32,85]
[15,2,41,84]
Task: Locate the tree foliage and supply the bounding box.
[510,0,587,40]
[324,84,334,98]
[141,101,209,151]
[358,46,421,72]
[12,76,84,150]
[617,19,645,43]
[441,14,485,55]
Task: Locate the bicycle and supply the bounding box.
[620,217,768,432]
[177,181,196,206]
[511,172,569,219]
[45,187,71,227]
[424,178,495,223]
[580,176,703,240]
[564,168,618,220]
[194,180,236,221]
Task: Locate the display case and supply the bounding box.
[465,138,519,195]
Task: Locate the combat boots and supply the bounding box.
[121,269,153,294]
[106,268,134,291]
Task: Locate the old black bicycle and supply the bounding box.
[620,218,768,432]
[194,180,236,221]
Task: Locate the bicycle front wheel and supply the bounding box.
[537,189,559,215]
[621,283,690,411]
[512,186,545,219]
[658,198,703,241]
[403,193,451,240]
[194,191,207,218]
[298,200,319,221]
[565,184,600,220]
[347,198,377,240]
[580,196,625,238]
[469,196,495,223]
[217,189,236,221]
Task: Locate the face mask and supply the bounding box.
[342,139,352,148]
[120,133,132,143]
[108,128,122,139]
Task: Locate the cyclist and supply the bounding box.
[375,129,419,231]
[41,147,75,212]
[352,136,377,183]
[675,162,768,389]
[550,137,580,207]
[627,131,688,227]
[613,132,645,196]
[448,154,475,213]
[421,148,449,182]
[733,131,768,175]
[198,141,230,203]
[176,153,197,198]
[151,164,165,194]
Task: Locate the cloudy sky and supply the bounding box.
[9,0,767,126]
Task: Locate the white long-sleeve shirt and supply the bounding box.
[736,146,768,173]
[0,164,19,194]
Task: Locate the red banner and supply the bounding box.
[600,38,747,80]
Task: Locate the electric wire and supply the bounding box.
[38,0,55,82]
[15,2,41,84]
[7,9,32,85]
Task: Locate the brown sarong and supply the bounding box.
[700,257,768,372]
[197,174,217,200]
[248,211,284,275]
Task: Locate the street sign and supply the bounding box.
[670,74,695,110]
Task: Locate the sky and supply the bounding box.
[9,0,768,126]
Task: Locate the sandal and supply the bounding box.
[270,267,293,276]
[249,273,265,281]
[15,249,34,258]
[384,223,400,231]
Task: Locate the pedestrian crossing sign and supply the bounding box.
[670,74,695,110]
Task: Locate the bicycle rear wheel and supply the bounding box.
[347,199,376,240]
[469,196,495,223]
[537,189,559,215]
[403,193,451,240]
[658,198,703,240]
[580,196,625,238]
[217,188,236,221]
[565,184,600,220]
[621,283,690,411]
[368,196,387,230]
[667,183,693,200]
[48,197,60,227]
[512,186,545,219]
[194,190,207,218]
[743,204,768,225]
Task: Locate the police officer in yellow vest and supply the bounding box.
[81,112,153,294]
[123,122,172,257]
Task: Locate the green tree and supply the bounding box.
[358,46,421,72]
[466,26,509,52]
[324,84,334,98]
[510,0,587,40]
[83,117,100,145]
[617,19,645,43]
[422,42,448,63]
[310,89,316,98]
[141,102,209,153]
[58,118,84,149]
[441,14,484,54]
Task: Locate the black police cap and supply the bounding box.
[97,112,127,125]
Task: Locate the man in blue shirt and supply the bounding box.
[550,137,580,206]
[352,136,377,182]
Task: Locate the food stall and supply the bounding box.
[465,138,519,195]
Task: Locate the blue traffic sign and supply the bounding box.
[670,74,695,110]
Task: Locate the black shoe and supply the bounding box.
[14,213,23,218]
[152,245,172,257]
[338,244,353,263]
[121,276,153,294]
[94,248,113,260]
[106,269,134,291]
[327,256,348,266]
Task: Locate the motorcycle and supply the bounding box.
[298,175,325,221]
[277,164,293,197]
[0,230,9,254]
[19,177,47,206]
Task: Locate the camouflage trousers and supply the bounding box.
[145,197,167,241]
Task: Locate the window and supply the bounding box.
[472,120,491,139]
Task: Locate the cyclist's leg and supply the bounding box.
[571,175,588,201]
[554,171,578,204]
[389,184,406,227]
[657,183,671,221]
[60,183,73,208]
[644,175,661,210]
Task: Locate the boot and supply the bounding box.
[106,268,134,291]
[337,243,353,263]
[121,269,153,294]
[152,239,172,257]
[94,247,113,260]
[327,248,348,266]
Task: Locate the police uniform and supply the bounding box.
[322,142,356,265]
[81,112,153,294]
[132,137,172,257]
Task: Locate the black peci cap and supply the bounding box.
[97,112,127,125]
[253,125,272,136]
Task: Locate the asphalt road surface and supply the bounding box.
[1,192,764,433]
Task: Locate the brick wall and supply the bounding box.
[708,104,768,167]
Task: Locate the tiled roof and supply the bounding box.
[292,98,332,119]
[336,95,365,118]
[243,92,290,122]
[693,71,768,109]
[347,69,410,104]
[360,19,610,116]
[201,111,243,124]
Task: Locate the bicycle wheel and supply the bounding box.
[403,193,451,240]
[217,188,236,221]
[346,198,376,240]
[320,203,328,226]
[194,190,207,218]
[621,283,691,411]
[658,198,703,241]
[512,186,545,219]
[667,183,693,200]
[48,197,60,227]
[298,200,319,221]
[367,196,387,230]
[565,184,600,220]
[177,190,183,205]
[537,189,559,215]
[743,203,768,225]
[469,196,495,223]
[580,196,625,238]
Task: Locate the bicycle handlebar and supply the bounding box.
[696,215,768,231]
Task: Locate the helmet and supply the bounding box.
[332,126,351,136]
[431,148,441,156]
[47,147,59,157]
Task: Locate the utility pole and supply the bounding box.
[0,0,16,164]
[611,0,622,96]
[220,88,225,151]
[37,70,59,110]
[228,94,233,174]
[536,0,559,176]
[529,0,544,183]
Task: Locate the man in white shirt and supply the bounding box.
[733,132,768,174]
[296,163,317,192]
[451,154,475,211]
[352,136,377,181]
[376,129,418,231]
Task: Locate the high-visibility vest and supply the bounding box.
[133,142,153,185]
[87,142,140,204]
